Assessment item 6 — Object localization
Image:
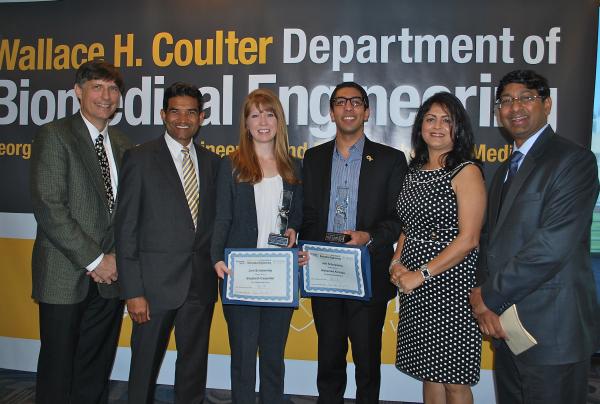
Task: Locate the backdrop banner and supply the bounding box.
[1,0,597,402]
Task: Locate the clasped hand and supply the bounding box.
[87,253,118,284]
[389,263,424,294]
[469,287,507,339]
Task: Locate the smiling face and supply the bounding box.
[496,82,551,147]
[160,95,204,146]
[421,103,454,154]
[74,79,121,130]
[330,86,370,138]
[246,104,277,146]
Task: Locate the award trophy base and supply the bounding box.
[268,233,290,247]
[325,232,351,243]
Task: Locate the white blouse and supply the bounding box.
[253,175,284,248]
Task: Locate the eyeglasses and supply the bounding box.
[495,95,544,109]
[332,96,366,108]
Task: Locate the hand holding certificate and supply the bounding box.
[299,241,372,300]
[222,248,299,307]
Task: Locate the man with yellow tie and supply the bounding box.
[115,82,221,403]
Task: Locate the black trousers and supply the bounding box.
[127,296,214,404]
[223,304,294,404]
[36,281,123,404]
[494,342,591,404]
[312,297,388,404]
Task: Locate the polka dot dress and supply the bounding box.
[395,162,481,385]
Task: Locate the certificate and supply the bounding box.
[299,241,372,300]
[222,248,299,307]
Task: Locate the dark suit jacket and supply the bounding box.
[210,157,303,265]
[301,137,407,302]
[30,113,132,304]
[115,136,221,310]
[479,126,600,365]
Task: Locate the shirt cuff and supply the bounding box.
[481,283,512,315]
[86,253,104,272]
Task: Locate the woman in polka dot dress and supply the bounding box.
[389,92,485,404]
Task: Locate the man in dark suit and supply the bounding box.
[470,69,600,404]
[301,82,407,404]
[115,82,220,403]
[30,60,131,404]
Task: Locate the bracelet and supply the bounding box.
[388,258,402,274]
[420,263,432,281]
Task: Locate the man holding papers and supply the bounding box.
[301,81,407,404]
[471,70,600,404]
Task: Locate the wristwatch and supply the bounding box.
[419,263,432,281]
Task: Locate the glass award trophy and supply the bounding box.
[268,189,293,247]
[325,186,351,243]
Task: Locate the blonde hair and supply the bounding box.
[230,88,300,185]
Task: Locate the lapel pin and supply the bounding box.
[366,155,373,162]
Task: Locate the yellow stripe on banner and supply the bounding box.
[0,238,38,339]
[482,338,494,370]
[0,237,494,369]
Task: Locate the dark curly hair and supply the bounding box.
[496,69,550,101]
[410,92,480,171]
[162,82,203,111]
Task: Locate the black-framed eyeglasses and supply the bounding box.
[332,96,365,108]
[495,95,544,109]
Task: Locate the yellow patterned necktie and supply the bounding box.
[181,147,199,227]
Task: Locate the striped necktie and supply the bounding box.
[181,146,199,227]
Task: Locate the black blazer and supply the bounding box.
[210,156,303,265]
[301,137,407,302]
[478,127,600,365]
[115,136,221,310]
